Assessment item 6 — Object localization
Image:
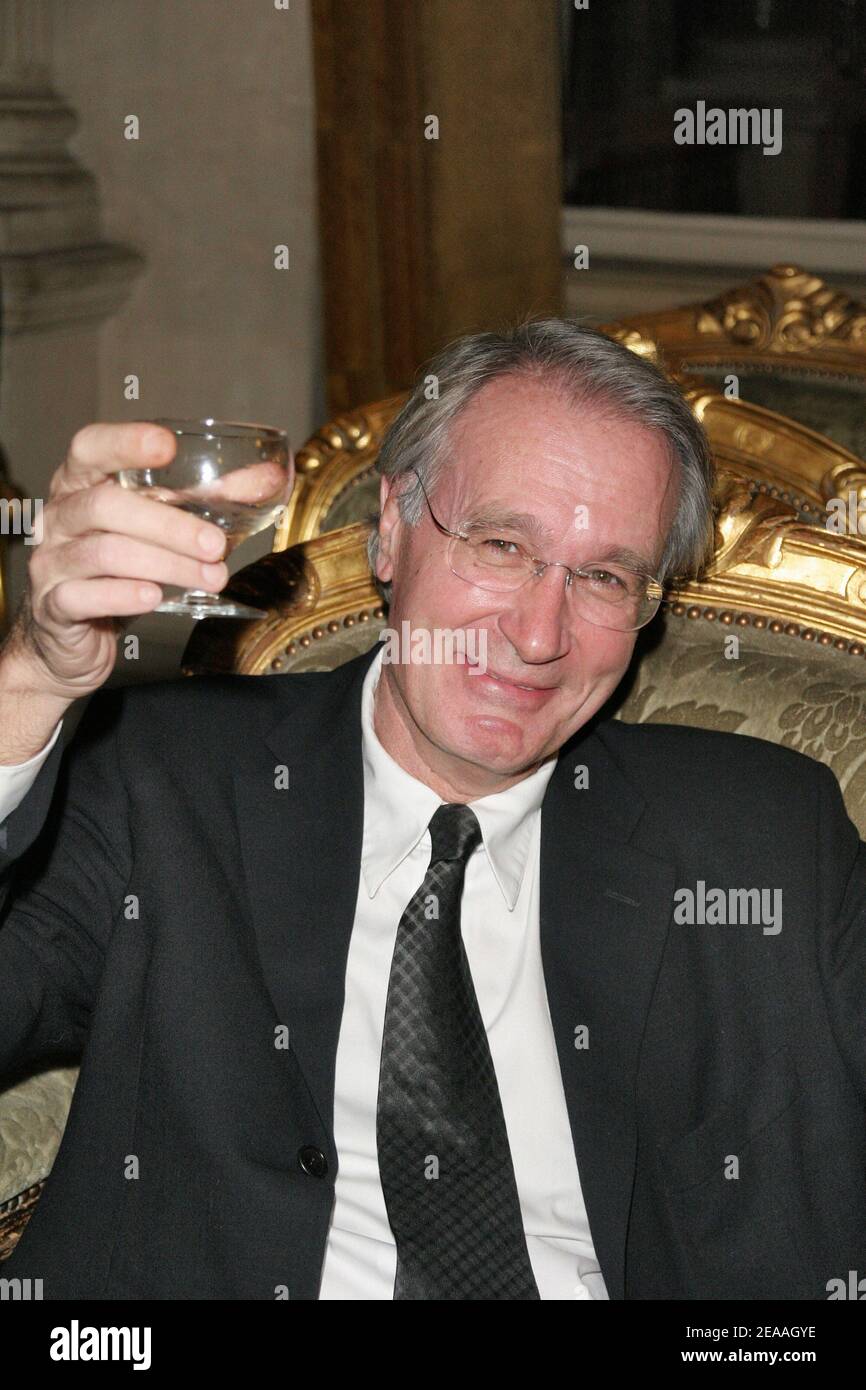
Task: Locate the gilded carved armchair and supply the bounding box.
[606,262,866,465]
[179,267,866,832]
[5,264,866,1263]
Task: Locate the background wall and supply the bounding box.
[52,0,323,436]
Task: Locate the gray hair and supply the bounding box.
[366,317,714,605]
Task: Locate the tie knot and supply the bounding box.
[428,803,482,864]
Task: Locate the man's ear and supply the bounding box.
[375,473,402,585]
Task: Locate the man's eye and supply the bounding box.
[480,536,521,555]
[582,567,626,589]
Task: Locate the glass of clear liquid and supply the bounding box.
[118,418,293,620]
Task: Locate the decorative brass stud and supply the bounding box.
[297,449,322,474]
[667,603,866,656]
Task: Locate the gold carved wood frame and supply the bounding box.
[603,263,866,383]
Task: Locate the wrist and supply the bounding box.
[0,641,72,761]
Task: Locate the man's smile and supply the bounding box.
[465,660,559,704]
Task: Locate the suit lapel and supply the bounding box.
[540,726,677,1300]
[232,644,380,1150]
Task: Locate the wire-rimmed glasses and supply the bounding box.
[408,468,664,632]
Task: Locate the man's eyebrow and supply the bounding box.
[460,508,555,545]
[589,544,658,576]
[461,511,658,575]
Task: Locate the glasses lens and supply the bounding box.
[448,535,661,631]
[571,566,660,630]
[448,533,530,588]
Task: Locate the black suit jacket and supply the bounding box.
[1,642,864,1299]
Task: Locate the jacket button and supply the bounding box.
[298,1145,328,1178]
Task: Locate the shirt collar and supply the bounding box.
[360,642,558,910]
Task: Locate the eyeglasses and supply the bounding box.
[408,468,664,632]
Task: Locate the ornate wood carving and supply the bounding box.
[276,394,407,550]
[605,263,866,378]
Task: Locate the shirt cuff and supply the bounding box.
[0,718,64,823]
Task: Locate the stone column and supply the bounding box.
[0,0,144,628]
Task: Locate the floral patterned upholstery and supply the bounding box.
[612,610,866,837]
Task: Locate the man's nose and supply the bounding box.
[496,563,571,662]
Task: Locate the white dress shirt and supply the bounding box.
[0,656,608,1300]
[0,718,64,822]
[317,644,607,1299]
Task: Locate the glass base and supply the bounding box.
[155,589,267,621]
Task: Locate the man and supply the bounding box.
[0,321,863,1300]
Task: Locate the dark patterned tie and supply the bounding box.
[376,802,540,1300]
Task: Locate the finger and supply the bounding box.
[53,422,177,497]
[186,459,291,505]
[49,533,228,595]
[44,578,168,625]
[51,478,227,559]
